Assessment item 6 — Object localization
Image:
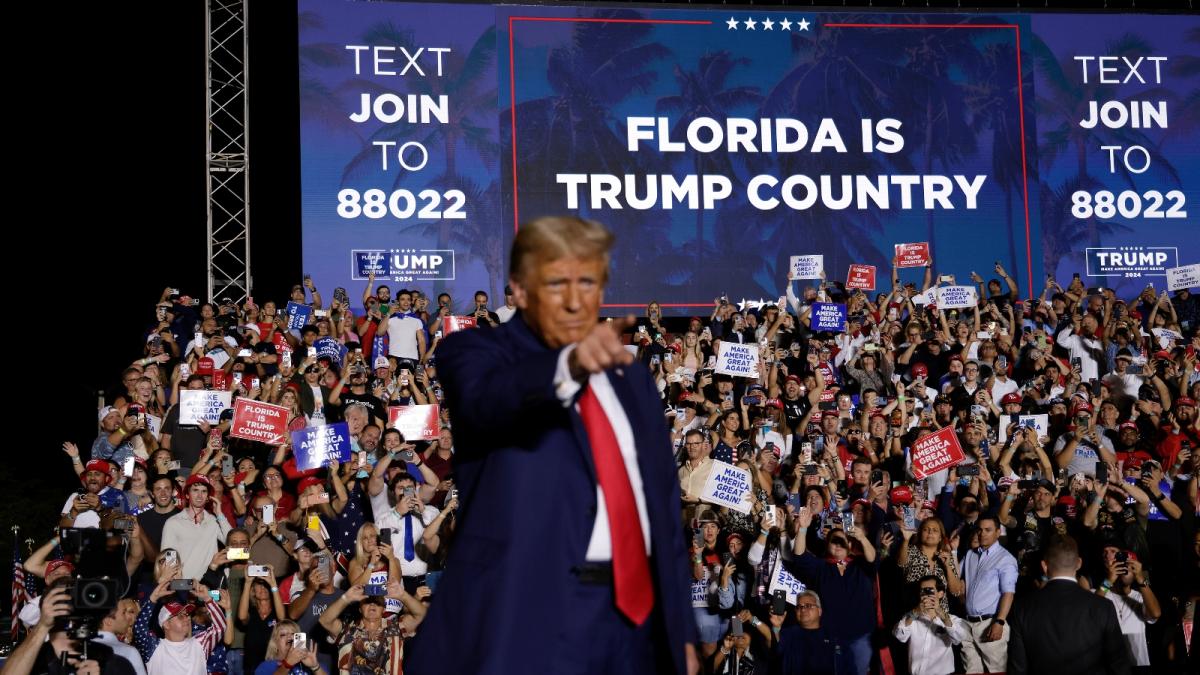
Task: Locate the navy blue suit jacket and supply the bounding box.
[406,313,697,675]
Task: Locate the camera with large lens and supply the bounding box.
[55,577,120,640]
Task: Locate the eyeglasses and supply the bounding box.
[685,441,703,447]
[846,430,862,435]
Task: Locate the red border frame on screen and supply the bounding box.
[507,17,1034,308]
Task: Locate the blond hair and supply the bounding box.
[509,216,614,284]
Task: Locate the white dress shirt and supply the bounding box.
[555,346,653,561]
[893,613,967,675]
[96,630,149,675]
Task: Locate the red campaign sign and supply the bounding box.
[211,370,228,391]
[819,388,836,403]
[442,316,477,335]
[388,404,441,442]
[894,242,931,268]
[272,332,292,356]
[910,426,966,480]
[846,264,877,290]
[229,399,290,445]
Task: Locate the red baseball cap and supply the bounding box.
[45,560,74,578]
[197,357,216,375]
[1072,400,1094,414]
[784,375,803,386]
[1176,397,1196,409]
[184,474,213,492]
[1000,392,1022,405]
[81,459,113,484]
[157,601,195,628]
[911,363,929,377]
[890,485,914,505]
[296,477,325,494]
[1118,421,1138,432]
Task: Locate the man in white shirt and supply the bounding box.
[161,475,232,580]
[368,471,440,589]
[893,575,967,675]
[384,289,426,361]
[1095,548,1160,668]
[495,285,517,323]
[96,601,148,675]
[1103,348,1144,401]
[1057,313,1103,383]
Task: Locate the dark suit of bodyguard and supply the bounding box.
[406,217,698,675]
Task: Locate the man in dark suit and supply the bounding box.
[1007,534,1132,675]
[407,216,699,675]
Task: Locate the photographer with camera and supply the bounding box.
[3,582,138,675]
[1095,547,1161,671]
[893,575,966,675]
[133,578,229,675]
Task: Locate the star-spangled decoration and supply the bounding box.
[779,18,793,31]
[743,17,757,30]
[726,17,738,30]
[738,298,767,312]
[762,17,775,31]
[797,18,811,31]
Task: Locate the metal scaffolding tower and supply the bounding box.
[206,0,251,303]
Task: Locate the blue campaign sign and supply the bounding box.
[811,303,847,332]
[292,422,353,471]
[314,337,348,367]
[286,302,312,332]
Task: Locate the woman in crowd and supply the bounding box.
[896,516,964,612]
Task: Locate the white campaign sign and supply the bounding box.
[789,255,824,280]
[1166,263,1200,292]
[699,460,753,514]
[936,285,978,309]
[179,390,232,425]
[912,287,938,307]
[999,413,1049,444]
[767,559,806,605]
[146,414,163,440]
[715,342,759,378]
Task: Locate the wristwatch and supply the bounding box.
[993,618,1006,626]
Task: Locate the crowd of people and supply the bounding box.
[5,252,1199,675]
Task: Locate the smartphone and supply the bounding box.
[167,461,181,471]
[208,590,221,602]
[958,464,980,477]
[902,506,917,531]
[771,590,787,615]
[787,493,803,512]
[307,346,317,359]
[221,454,235,476]
[261,504,275,524]
[840,512,855,534]
[803,464,819,476]
[870,469,883,485]
[307,515,321,531]
[939,275,953,283]
[163,550,179,566]
[194,331,204,347]
[169,579,195,591]
[1114,550,1129,563]
[1095,461,1109,486]
[113,517,135,531]
[731,617,744,637]
[180,362,191,379]
[281,352,292,369]
[1091,379,1103,397]
[364,584,388,596]
[247,565,269,578]
[122,456,136,477]
[399,450,415,463]
[311,492,331,505]
[1017,479,1038,490]
[378,528,393,546]
[292,632,308,650]
[227,547,250,560]
[997,355,1007,371]
[209,428,224,449]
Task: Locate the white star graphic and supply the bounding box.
[797,18,811,31]
[779,18,793,31]
[762,18,775,31]
[743,17,757,30]
[726,17,738,30]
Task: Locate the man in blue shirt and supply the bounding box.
[958,515,1018,673]
[768,590,836,675]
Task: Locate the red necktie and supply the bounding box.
[579,385,654,625]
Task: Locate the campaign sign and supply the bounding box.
[230,399,290,445]
[936,285,978,309]
[388,404,440,441]
[910,426,966,480]
[912,287,938,307]
[179,390,232,425]
[789,255,824,280]
[273,332,292,357]
[366,569,403,613]
[286,302,312,332]
[715,342,759,378]
[700,460,753,515]
[894,242,931,268]
[146,414,163,440]
[441,315,478,335]
[846,265,877,290]
[1154,327,1183,349]
[1166,263,1200,292]
[999,413,1049,444]
[811,303,847,332]
[768,559,807,605]
[314,337,348,367]
[372,335,388,360]
[292,422,353,471]
[211,371,228,391]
